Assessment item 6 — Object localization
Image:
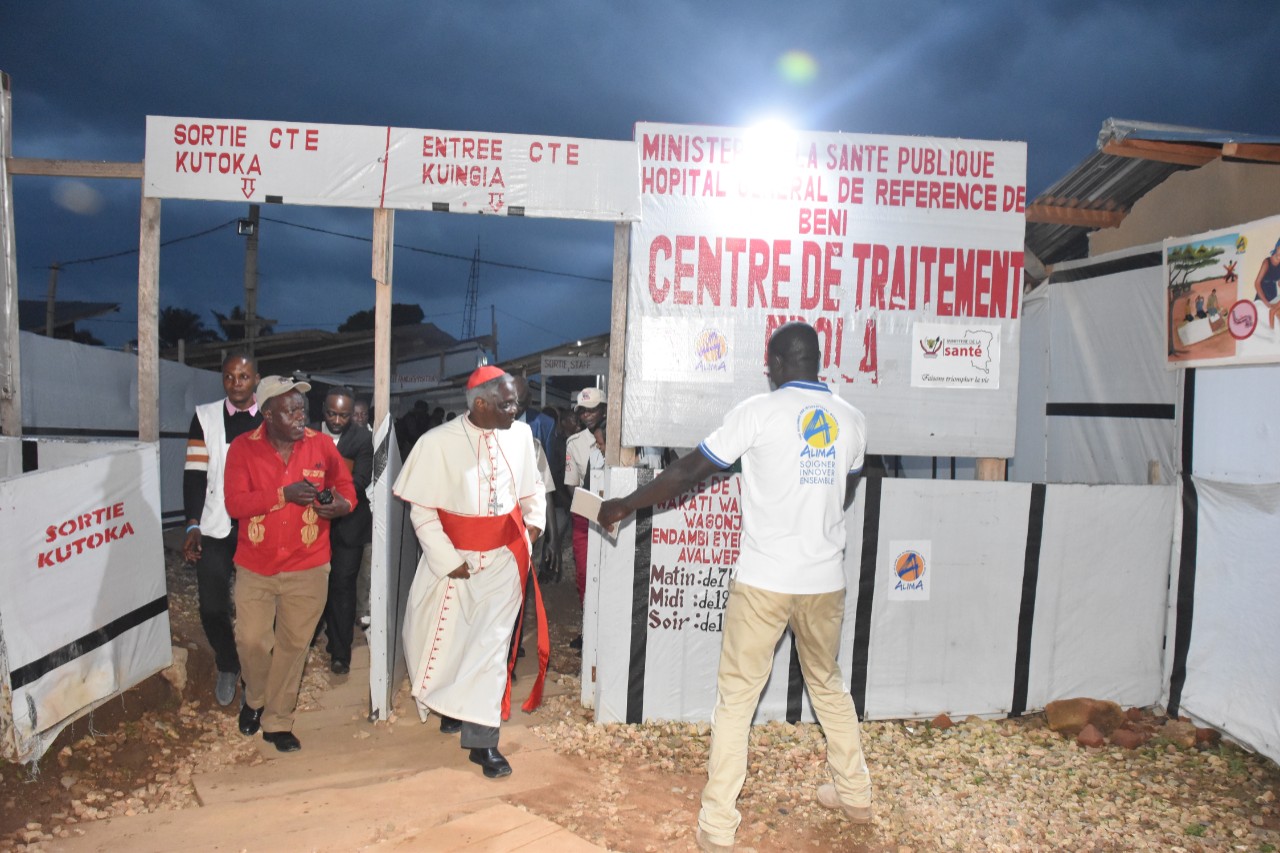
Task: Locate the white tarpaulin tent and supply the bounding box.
[19,331,222,527]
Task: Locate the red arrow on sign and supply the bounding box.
[242,178,256,199]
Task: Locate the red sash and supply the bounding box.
[436,508,549,719]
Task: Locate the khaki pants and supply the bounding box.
[234,564,330,733]
[699,580,872,845]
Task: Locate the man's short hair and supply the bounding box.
[221,349,257,373]
[325,385,355,404]
[465,374,508,409]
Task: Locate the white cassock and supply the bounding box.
[392,415,546,727]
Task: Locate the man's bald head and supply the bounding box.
[766,322,821,385]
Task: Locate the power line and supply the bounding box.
[47,218,240,269]
[259,215,611,283]
[494,307,580,344]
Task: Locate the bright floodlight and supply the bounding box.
[738,118,799,197]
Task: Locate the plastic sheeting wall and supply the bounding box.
[369,421,418,720]
[19,331,223,526]
[590,470,1174,724]
[0,439,170,763]
[1161,362,1280,765]
[1009,247,1179,485]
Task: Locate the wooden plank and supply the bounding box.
[1100,139,1219,167]
[0,72,21,436]
[372,209,394,433]
[975,458,1006,481]
[1221,142,1280,164]
[137,196,161,442]
[1024,202,1125,228]
[604,222,629,466]
[6,157,143,179]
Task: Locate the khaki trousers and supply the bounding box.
[234,564,330,733]
[699,580,872,845]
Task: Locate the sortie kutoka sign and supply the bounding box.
[144,116,640,221]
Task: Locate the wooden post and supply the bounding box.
[0,71,21,437]
[371,209,394,434]
[604,222,630,466]
[242,204,260,355]
[137,196,161,442]
[975,458,1006,481]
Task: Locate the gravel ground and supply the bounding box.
[534,686,1280,852]
[4,542,1278,852]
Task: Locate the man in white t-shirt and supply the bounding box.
[599,322,873,852]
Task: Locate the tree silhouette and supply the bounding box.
[212,306,274,341]
[159,306,220,348]
[1166,244,1224,356]
[338,303,425,332]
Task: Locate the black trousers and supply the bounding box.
[460,722,500,749]
[324,542,364,666]
[196,531,241,674]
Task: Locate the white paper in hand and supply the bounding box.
[570,484,614,532]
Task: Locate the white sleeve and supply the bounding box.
[564,434,584,486]
[698,398,759,469]
[408,503,465,580]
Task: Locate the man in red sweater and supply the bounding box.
[224,376,356,752]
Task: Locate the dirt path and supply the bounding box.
[3,541,1279,851]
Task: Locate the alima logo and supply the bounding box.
[919,336,943,358]
[695,328,729,372]
[895,550,925,582]
[799,406,839,450]
[894,550,927,593]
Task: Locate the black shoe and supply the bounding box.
[330,659,350,675]
[569,634,583,650]
[469,747,512,778]
[439,715,462,734]
[262,730,302,752]
[238,703,263,736]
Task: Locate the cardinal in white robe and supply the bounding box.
[393,366,547,779]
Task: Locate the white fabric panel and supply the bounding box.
[1193,364,1280,484]
[593,468,803,723]
[1025,485,1174,710]
[864,480,1030,719]
[1039,252,1178,485]
[0,439,19,479]
[1045,417,1176,486]
[1173,479,1280,765]
[1009,285,1049,483]
[370,420,416,720]
[19,332,223,523]
[0,442,169,763]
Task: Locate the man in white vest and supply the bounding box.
[394,366,547,779]
[599,322,874,852]
[183,351,262,706]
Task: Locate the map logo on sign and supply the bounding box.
[695,328,729,372]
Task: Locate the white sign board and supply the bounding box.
[622,122,1027,456]
[540,355,609,376]
[0,441,170,763]
[145,116,640,221]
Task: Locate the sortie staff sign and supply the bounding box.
[144,116,640,221]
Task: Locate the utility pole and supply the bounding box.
[242,204,260,355]
[490,303,497,362]
[44,262,59,336]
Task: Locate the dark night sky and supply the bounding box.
[3,0,1277,358]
